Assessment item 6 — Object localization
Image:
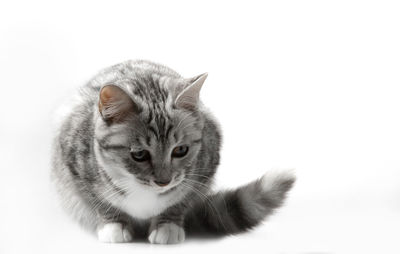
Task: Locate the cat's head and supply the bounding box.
[94,71,209,198]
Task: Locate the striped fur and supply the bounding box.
[51,60,295,244]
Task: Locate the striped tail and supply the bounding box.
[184,170,296,235]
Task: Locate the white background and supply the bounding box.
[1,0,400,253]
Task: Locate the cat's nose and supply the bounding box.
[154,179,171,187]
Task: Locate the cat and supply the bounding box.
[51,60,295,244]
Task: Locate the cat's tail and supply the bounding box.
[184,169,296,235]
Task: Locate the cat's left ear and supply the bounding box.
[175,73,208,110]
[98,84,139,123]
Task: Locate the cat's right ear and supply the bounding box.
[175,73,208,110]
[98,85,139,123]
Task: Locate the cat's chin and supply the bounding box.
[156,184,179,195]
[149,174,185,195]
[153,180,182,195]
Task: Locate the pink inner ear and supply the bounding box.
[100,85,117,104]
[99,85,136,123]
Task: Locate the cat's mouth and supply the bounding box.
[152,175,184,195]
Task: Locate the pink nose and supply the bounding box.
[154,179,171,187]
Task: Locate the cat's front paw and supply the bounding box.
[97,222,133,243]
[148,222,185,244]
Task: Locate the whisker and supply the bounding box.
[183,178,210,188]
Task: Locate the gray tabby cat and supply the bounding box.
[51,60,295,244]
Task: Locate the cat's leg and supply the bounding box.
[97,222,133,243]
[148,208,185,244]
[96,206,134,243]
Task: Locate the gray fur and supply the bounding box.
[51,60,295,243]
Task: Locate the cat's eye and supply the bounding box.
[171,145,189,158]
[131,150,150,162]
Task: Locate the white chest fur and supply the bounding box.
[106,182,178,220]
[118,191,168,219]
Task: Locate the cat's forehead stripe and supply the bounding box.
[131,75,169,106]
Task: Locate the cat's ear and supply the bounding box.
[98,85,139,123]
[175,73,208,110]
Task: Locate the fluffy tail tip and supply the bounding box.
[260,168,296,193]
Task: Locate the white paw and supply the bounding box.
[148,223,185,244]
[97,222,133,243]
[260,168,296,192]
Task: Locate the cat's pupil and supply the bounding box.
[172,145,189,158]
[131,150,150,162]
